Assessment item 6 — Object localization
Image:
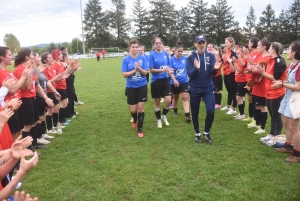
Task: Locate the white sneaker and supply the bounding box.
[235,114,246,120]
[37,138,51,144]
[161,115,169,126]
[254,128,265,134]
[226,108,236,114]
[157,119,162,128]
[47,129,57,134]
[263,138,275,146]
[130,117,133,123]
[75,101,84,105]
[260,134,273,142]
[234,114,240,118]
[220,106,230,111]
[160,98,165,103]
[43,134,55,139]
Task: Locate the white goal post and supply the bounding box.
[90,47,124,58]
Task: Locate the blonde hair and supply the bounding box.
[225,37,236,50]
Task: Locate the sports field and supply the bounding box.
[18,57,299,200]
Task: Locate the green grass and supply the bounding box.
[15,57,300,200]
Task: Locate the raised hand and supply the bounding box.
[38,65,46,73]
[19,151,38,174]
[10,139,23,159]
[194,58,200,70]
[243,47,249,55]
[0,108,14,125]
[2,78,15,90]
[17,136,33,150]
[4,98,22,111]
[12,191,38,201]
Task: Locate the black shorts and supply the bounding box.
[97,56,100,61]
[151,78,172,99]
[213,75,223,91]
[57,89,68,100]
[20,97,39,125]
[7,109,23,134]
[126,84,148,105]
[171,83,189,94]
[47,92,60,105]
[246,88,252,95]
[252,95,266,106]
[236,82,247,97]
[36,96,47,116]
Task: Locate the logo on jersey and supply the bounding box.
[138,60,143,66]
[132,71,142,80]
[277,58,280,63]
[164,56,167,60]
[53,70,57,75]
[176,68,185,76]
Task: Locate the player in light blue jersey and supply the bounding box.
[148,37,173,128]
[169,41,191,122]
[121,39,148,138]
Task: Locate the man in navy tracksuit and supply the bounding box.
[186,34,218,144]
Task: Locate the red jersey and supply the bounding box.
[101,50,106,55]
[252,55,272,97]
[265,58,287,99]
[235,57,248,82]
[51,62,66,90]
[96,52,100,57]
[13,65,36,98]
[245,51,262,82]
[0,107,13,150]
[222,50,234,76]
[44,66,58,92]
[0,69,20,101]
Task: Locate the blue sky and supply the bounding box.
[0,0,293,47]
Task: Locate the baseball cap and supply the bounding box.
[194,34,207,43]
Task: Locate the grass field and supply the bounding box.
[16,57,300,200]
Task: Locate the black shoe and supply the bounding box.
[186,116,191,122]
[204,134,213,144]
[195,135,202,143]
[33,145,48,149]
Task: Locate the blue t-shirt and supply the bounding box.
[121,54,148,88]
[169,56,188,84]
[148,51,170,82]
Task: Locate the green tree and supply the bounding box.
[276,9,293,44]
[109,0,131,48]
[83,0,110,49]
[209,0,239,45]
[289,0,300,40]
[70,38,83,54]
[48,42,57,53]
[130,0,150,46]
[187,0,210,36]
[61,42,70,49]
[176,7,193,48]
[244,6,257,37]
[3,33,21,54]
[256,4,277,40]
[148,0,177,46]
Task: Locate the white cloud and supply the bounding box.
[0,0,293,47]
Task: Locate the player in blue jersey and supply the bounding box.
[148,37,173,128]
[121,39,148,138]
[187,34,221,144]
[169,41,191,122]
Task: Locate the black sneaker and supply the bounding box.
[204,134,213,144]
[186,116,191,122]
[195,135,202,143]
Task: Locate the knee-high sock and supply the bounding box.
[137,112,144,132]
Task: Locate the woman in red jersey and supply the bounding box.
[41,53,63,133]
[51,49,70,128]
[242,37,261,125]
[0,47,30,140]
[272,41,300,163]
[246,38,272,134]
[218,37,237,115]
[13,48,43,149]
[258,42,287,146]
[228,45,248,120]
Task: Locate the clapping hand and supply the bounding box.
[194,58,200,70]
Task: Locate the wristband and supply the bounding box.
[282,81,284,87]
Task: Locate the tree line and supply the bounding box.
[3,0,299,54]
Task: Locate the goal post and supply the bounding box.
[90,47,124,58]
